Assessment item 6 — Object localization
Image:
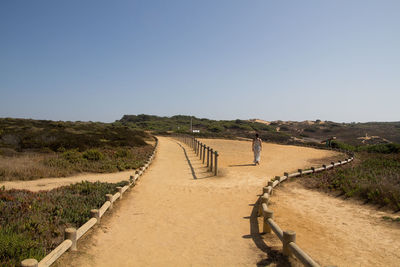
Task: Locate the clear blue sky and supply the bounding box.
[1,1,399,123]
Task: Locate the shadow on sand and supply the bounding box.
[177,142,217,180]
[243,197,292,266]
[176,142,197,180]
[229,163,256,167]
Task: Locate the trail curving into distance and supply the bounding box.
[55,137,343,266]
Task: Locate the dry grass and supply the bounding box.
[0,154,66,181]
[0,146,153,181]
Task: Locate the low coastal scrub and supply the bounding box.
[0,181,128,267]
[0,146,153,181]
[0,118,154,181]
[300,152,400,211]
[331,141,400,154]
[0,118,149,152]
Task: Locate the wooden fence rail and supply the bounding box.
[257,154,354,267]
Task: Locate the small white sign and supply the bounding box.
[192,130,200,133]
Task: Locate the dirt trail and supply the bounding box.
[0,170,137,191]
[6,137,399,266]
[269,182,400,267]
[55,137,338,266]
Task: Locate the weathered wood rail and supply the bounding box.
[258,155,354,267]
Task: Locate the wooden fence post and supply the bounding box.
[65,228,77,251]
[214,151,219,176]
[21,259,38,267]
[106,194,113,210]
[117,186,123,199]
[210,148,214,171]
[202,144,206,164]
[206,146,210,167]
[283,230,296,256]
[198,141,201,156]
[91,209,100,224]
[263,209,273,233]
[199,142,202,159]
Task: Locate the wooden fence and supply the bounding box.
[258,155,354,267]
[174,135,219,176]
[20,137,159,267]
[21,137,353,267]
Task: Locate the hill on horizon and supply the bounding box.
[117,114,400,146]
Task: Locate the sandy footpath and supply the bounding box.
[54,137,338,267]
[5,137,398,266]
[0,170,137,191]
[268,182,400,267]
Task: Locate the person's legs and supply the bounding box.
[255,149,261,164]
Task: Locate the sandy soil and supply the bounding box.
[0,170,137,191]
[54,137,338,267]
[267,182,400,267]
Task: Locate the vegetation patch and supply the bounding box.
[118,114,291,142]
[299,152,400,211]
[331,141,400,154]
[0,181,128,266]
[0,118,154,181]
[382,216,400,223]
[118,115,400,146]
[0,146,152,181]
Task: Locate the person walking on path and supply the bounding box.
[252,134,262,165]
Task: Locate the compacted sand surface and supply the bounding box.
[10,137,399,266]
[54,137,337,266]
[0,170,137,192]
[268,182,400,267]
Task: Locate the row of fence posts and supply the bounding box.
[178,135,219,176]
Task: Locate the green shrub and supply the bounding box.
[115,149,132,158]
[82,150,104,161]
[0,228,45,267]
[0,181,128,265]
[62,150,82,163]
[330,140,356,151]
[301,153,400,211]
[360,143,400,154]
[207,125,224,133]
[0,118,149,152]
[259,132,291,143]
